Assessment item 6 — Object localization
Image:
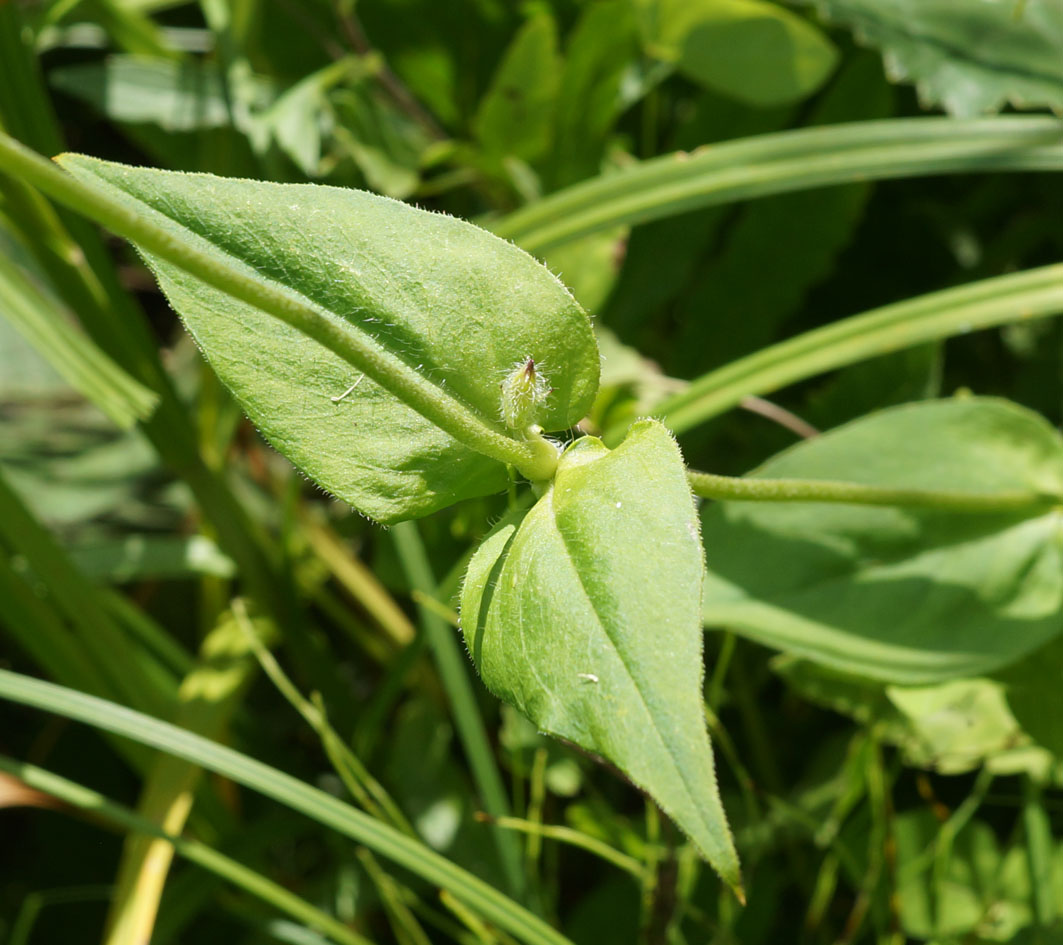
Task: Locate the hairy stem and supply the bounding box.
[687,469,1058,513]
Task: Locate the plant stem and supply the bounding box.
[0,131,558,482]
[687,469,1057,513]
[477,815,645,880]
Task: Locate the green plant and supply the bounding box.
[2,2,1063,943]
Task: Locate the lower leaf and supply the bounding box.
[461,419,740,890]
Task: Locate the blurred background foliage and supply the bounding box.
[1,0,1063,943]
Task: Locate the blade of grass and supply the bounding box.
[0,464,176,716]
[0,15,311,696]
[474,815,645,881]
[104,609,268,945]
[0,755,374,945]
[232,599,415,837]
[301,517,415,648]
[0,669,574,945]
[493,117,1063,254]
[0,251,157,428]
[0,547,112,700]
[619,262,1063,440]
[390,521,526,901]
[355,847,432,945]
[1022,777,1055,929]
[101,589,196,677]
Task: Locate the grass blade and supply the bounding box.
[390,521,526,900]
[0,669,573,945]
[493,117,1063,253]
[620,262,1063,440]
[0,251,157,428]
[0,755,374,945]
[104,611,266,945]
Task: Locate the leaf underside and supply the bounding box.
[57,155,599,523]
[462,419,740,888]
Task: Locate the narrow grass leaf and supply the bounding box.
[0,251,157,428]
[0,756,374,945]
[493,117,1063,254]
[644,262,1063,439]
[0,670,574,945]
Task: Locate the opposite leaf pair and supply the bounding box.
[54,156,741,889]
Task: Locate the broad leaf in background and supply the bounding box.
[702,398,1063,682]
[49,57,257,133]
[588,327,687,434]
[996,635,1063,762]
[895,810,1059,941]
[796,0,1063,116]
[637,0,837,105]
[331,79,430,199]
[669,52,892,375]
[548,0,641,188]
[776,658,1060,778]
[462,419,740,888]
[58,155,599,522]
[473,11,561,164]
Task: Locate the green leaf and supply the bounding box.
[549,0,641,188]
[0,755,371,945]
[702,398,1063,683]
[639,0,838,106]
[797,0,1063,117]
[652,262,1063,439]
[493,116,1063,254]
[776,658,1059,778]
[461,419,740,889]
[895,810,1039,940]
[669,51,892,375]
[49,56,262,133]
[0,249,157,429]
[997,636,1063,760]
[473,12,561,162]
[57,155,599,523]
[331,81,429,199]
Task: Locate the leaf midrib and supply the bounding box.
[542,484,710,841]
[136,183,494,427]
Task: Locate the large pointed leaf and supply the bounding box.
[461,419,740,888]
[57,155,599,523]
[702,398,1063,682]
[797,0,1063,117]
